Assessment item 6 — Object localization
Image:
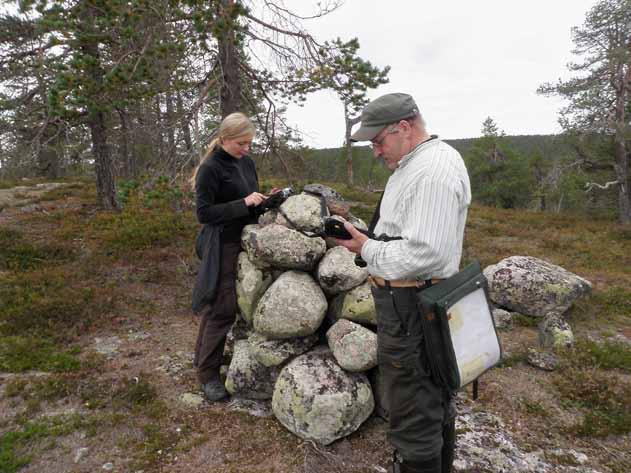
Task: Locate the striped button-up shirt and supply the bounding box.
[361,138,471,280]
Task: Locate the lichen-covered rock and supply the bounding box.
[225,340,280,399]
[249,332,319,367]
[272,348,374,445]
[538,313,574,349]
[526,348,559,371]
[236,252,273,325]
[483,256,592,317]
[242,224,326,271]
[303,183,344,202]
[326,319,377,372]
[275,193,328,233]
[316,246,368,295]
[253,271,327,339]
[329,281,377,326]
[492,308,513,330]
[223,314,250,362]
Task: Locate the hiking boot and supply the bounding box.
[201,378,228,402]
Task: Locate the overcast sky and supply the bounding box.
[283,0,598,148]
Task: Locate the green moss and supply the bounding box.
[569,339,631,372]
[0,228,74,271]
[0,271,94,341]
[0,414,91,472]
[0,336,81,373]
[554,366,631,437]
[88,205,195,256]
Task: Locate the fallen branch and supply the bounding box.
[584,180,619,192]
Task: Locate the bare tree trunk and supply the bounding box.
[218,0,242,118]
[177,92,193,153]
[166,91,176,165]
[89,110,117,209]
[117,108,134,179]
[614,62,631,224]
[344,107,360,186]
[81,6,117,210]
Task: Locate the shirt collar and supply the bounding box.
[396,135,439,169]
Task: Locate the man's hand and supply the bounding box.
[335,220,369,256]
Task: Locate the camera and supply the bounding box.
[323,217,371,240]
[254,187,294,215]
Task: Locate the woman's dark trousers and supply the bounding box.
[194,241,241,384]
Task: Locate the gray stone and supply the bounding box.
[492,308,513,330]
[74,447,89,464]
[249,332,319,367]
[316,246,368,295]
[272,348,374,445]
[102,463,114,471]
[326,319,378,372]
[225,340,280,400]
[94,337,121,358]
[483,256,592,317]
[539,313,574,349]
[302,183,344,202]
[276,193,328,233]
[242,224,326,271]
[179,392,205,407]
[329,281,377,326]
[526,348,559,371]
[236,252,273,324]
[253,271,327,339]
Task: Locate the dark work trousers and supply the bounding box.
[371,284,455,464]
[194,241,241,385]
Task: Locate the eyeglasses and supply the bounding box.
[370,124,399,149]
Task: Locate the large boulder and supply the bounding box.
[483,256,592,317]
[272,348,374,445]
[326,319,378,372]
[276,193,328,233]
[225,340,280,400]
[236,252,273,325]
[329,281,377,326]
[242,224,326,271]
[248,332,319,367]
[316,246,368,295]
[253,271,327,339]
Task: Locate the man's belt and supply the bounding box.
[369,275,443,289]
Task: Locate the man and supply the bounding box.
[336,93,471,473]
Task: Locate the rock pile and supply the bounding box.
[484,256,592,352]
[225,185,378,445]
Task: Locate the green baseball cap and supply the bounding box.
[350,93,419,142]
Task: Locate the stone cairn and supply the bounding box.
[224,184,382,446]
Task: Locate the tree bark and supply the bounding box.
[218,0,242,118]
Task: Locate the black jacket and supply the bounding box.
[192,146,259,313]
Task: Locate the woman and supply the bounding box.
[191,112,266,401]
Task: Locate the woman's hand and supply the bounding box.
[244,192,267,207]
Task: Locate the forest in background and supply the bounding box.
[0,0,630,224]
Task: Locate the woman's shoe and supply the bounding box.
[201,378,228,401]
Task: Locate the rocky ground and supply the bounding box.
[0,181,629,473]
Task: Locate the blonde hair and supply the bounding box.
[190,112,256,189]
